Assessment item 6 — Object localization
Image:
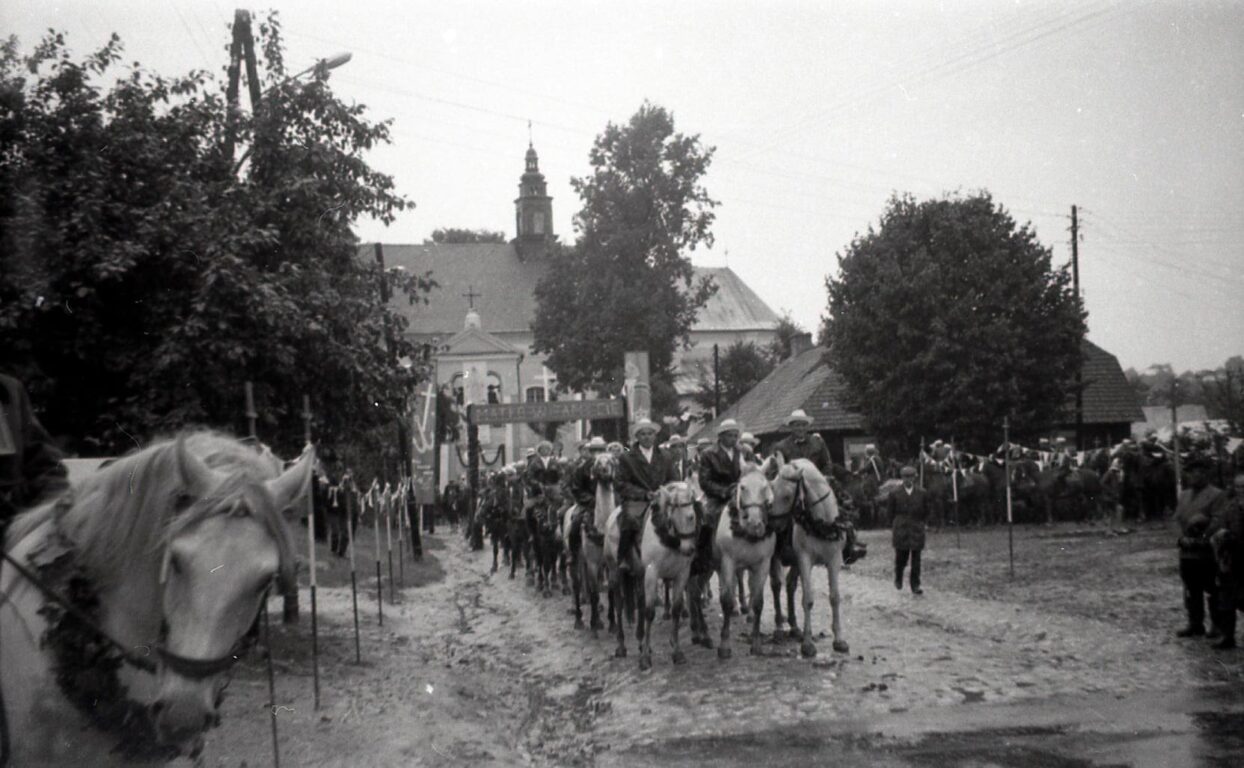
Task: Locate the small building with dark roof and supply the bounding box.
[695,337,1142,464]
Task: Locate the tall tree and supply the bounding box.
[0,20,431,462]
[531,102,717,415]
[822,192,1086,452]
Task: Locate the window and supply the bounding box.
[525,387,545,403]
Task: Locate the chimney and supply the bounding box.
[789,332,813,357]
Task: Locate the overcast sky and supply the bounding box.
[9,1,1243,373]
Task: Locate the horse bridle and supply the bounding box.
[662,498,699,541]
[793,471,834,517]
[1,543,255,680]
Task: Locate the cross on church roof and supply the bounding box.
[463,285,481,309]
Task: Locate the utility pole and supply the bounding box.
[713,343,721,418]
[1171,378,1182,495]
[1072,204,1083,452]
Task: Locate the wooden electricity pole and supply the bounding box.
[1072,204,1083,452]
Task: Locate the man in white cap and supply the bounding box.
[567,436,610,560]
[773,409,865,565]
[772,409,832,475]
[616,419,671,565]
[667,434,692,481]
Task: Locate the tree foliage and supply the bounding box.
[822,193,1086,452]
[531,102,717,415]
[766,311,806,363]
[425,227,505,244]
[0,20,432,464]
[692,341,773,413]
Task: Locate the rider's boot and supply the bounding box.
[842,524,867,565]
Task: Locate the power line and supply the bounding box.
[739,1,1126,161]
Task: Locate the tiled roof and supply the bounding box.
[365,243,779,337]
[688,267,780,331]
[1077,340,1145,424]
[695,347,865,439]
[696,338,1142,438]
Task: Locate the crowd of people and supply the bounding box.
[4,369,1244,654]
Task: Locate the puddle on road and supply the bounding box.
[607,685,1244,768]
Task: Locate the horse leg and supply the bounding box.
[770,558,785,635]
[671,571,689,665]
[748,564,768,656]
[572,555,584,630]
[612,570,628,658]
[663,581,672,620]
[786,566,801,639]
[828,545,848,654]
[717,559,736,659]
[737,571,749,617]
[640,564,657,670]
[798,552,817,658]
[491,535,500,574]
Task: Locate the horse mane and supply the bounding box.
[14,430,297,591]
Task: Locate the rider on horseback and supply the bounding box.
[616,420,671,568]
[772,410,865,564]
[569,437,609,546]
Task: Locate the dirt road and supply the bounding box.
[192,524,1244,767]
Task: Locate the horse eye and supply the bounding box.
[169,554,184,575]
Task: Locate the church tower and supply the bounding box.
[514,141,553,260]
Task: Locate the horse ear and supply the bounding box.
[176,434,224,495]
[267,446,316,521]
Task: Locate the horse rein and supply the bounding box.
[1,545,252,680]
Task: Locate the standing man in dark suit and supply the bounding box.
[615,419,670,565]
[887,465,929,594]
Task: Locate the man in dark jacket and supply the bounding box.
[568,437,609,546]
[1,374,68,540]
[615,420,670,565]
[887,465,929,594]
[1210,473,1244,650]
[667,435,693,482]
[1175,455,1227,640]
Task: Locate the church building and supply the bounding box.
[366,143,780,486]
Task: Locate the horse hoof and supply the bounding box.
[490,565,498,574]
[788,627,802,640]
[801,642,817,658]
[509,573,516,580]
[672,650,687,666]
[717,646,732,660]
[592,620,604,632]
[750,644,763,657]
[832,639,849,654]
[700,636,714,649]
[574,618,585,630]
[543,589,552,599]
[615,647,628,659]
[639,655,652,671]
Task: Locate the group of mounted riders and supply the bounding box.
[462,409,870,666]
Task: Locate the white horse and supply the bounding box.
[770,456,850,658]
[635,482,699,670]
[711,465,776,659]
[1,431,312,765]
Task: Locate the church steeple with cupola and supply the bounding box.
[514,136,554,260]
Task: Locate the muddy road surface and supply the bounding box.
[192,524,1244,767]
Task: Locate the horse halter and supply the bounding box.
[663,498,699,540]
[794,471,834,517]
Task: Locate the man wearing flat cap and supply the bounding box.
[1174,454,1228,641]
[615,419,671,566]
[887,465,930,594]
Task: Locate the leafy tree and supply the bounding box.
[425,227,506,244]
[1196,356,1244,431]
[822,192,1086,452]
[531,102,717,417]
[692,340,774,413]
[0,20,432,466]
[766,311,806,363]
